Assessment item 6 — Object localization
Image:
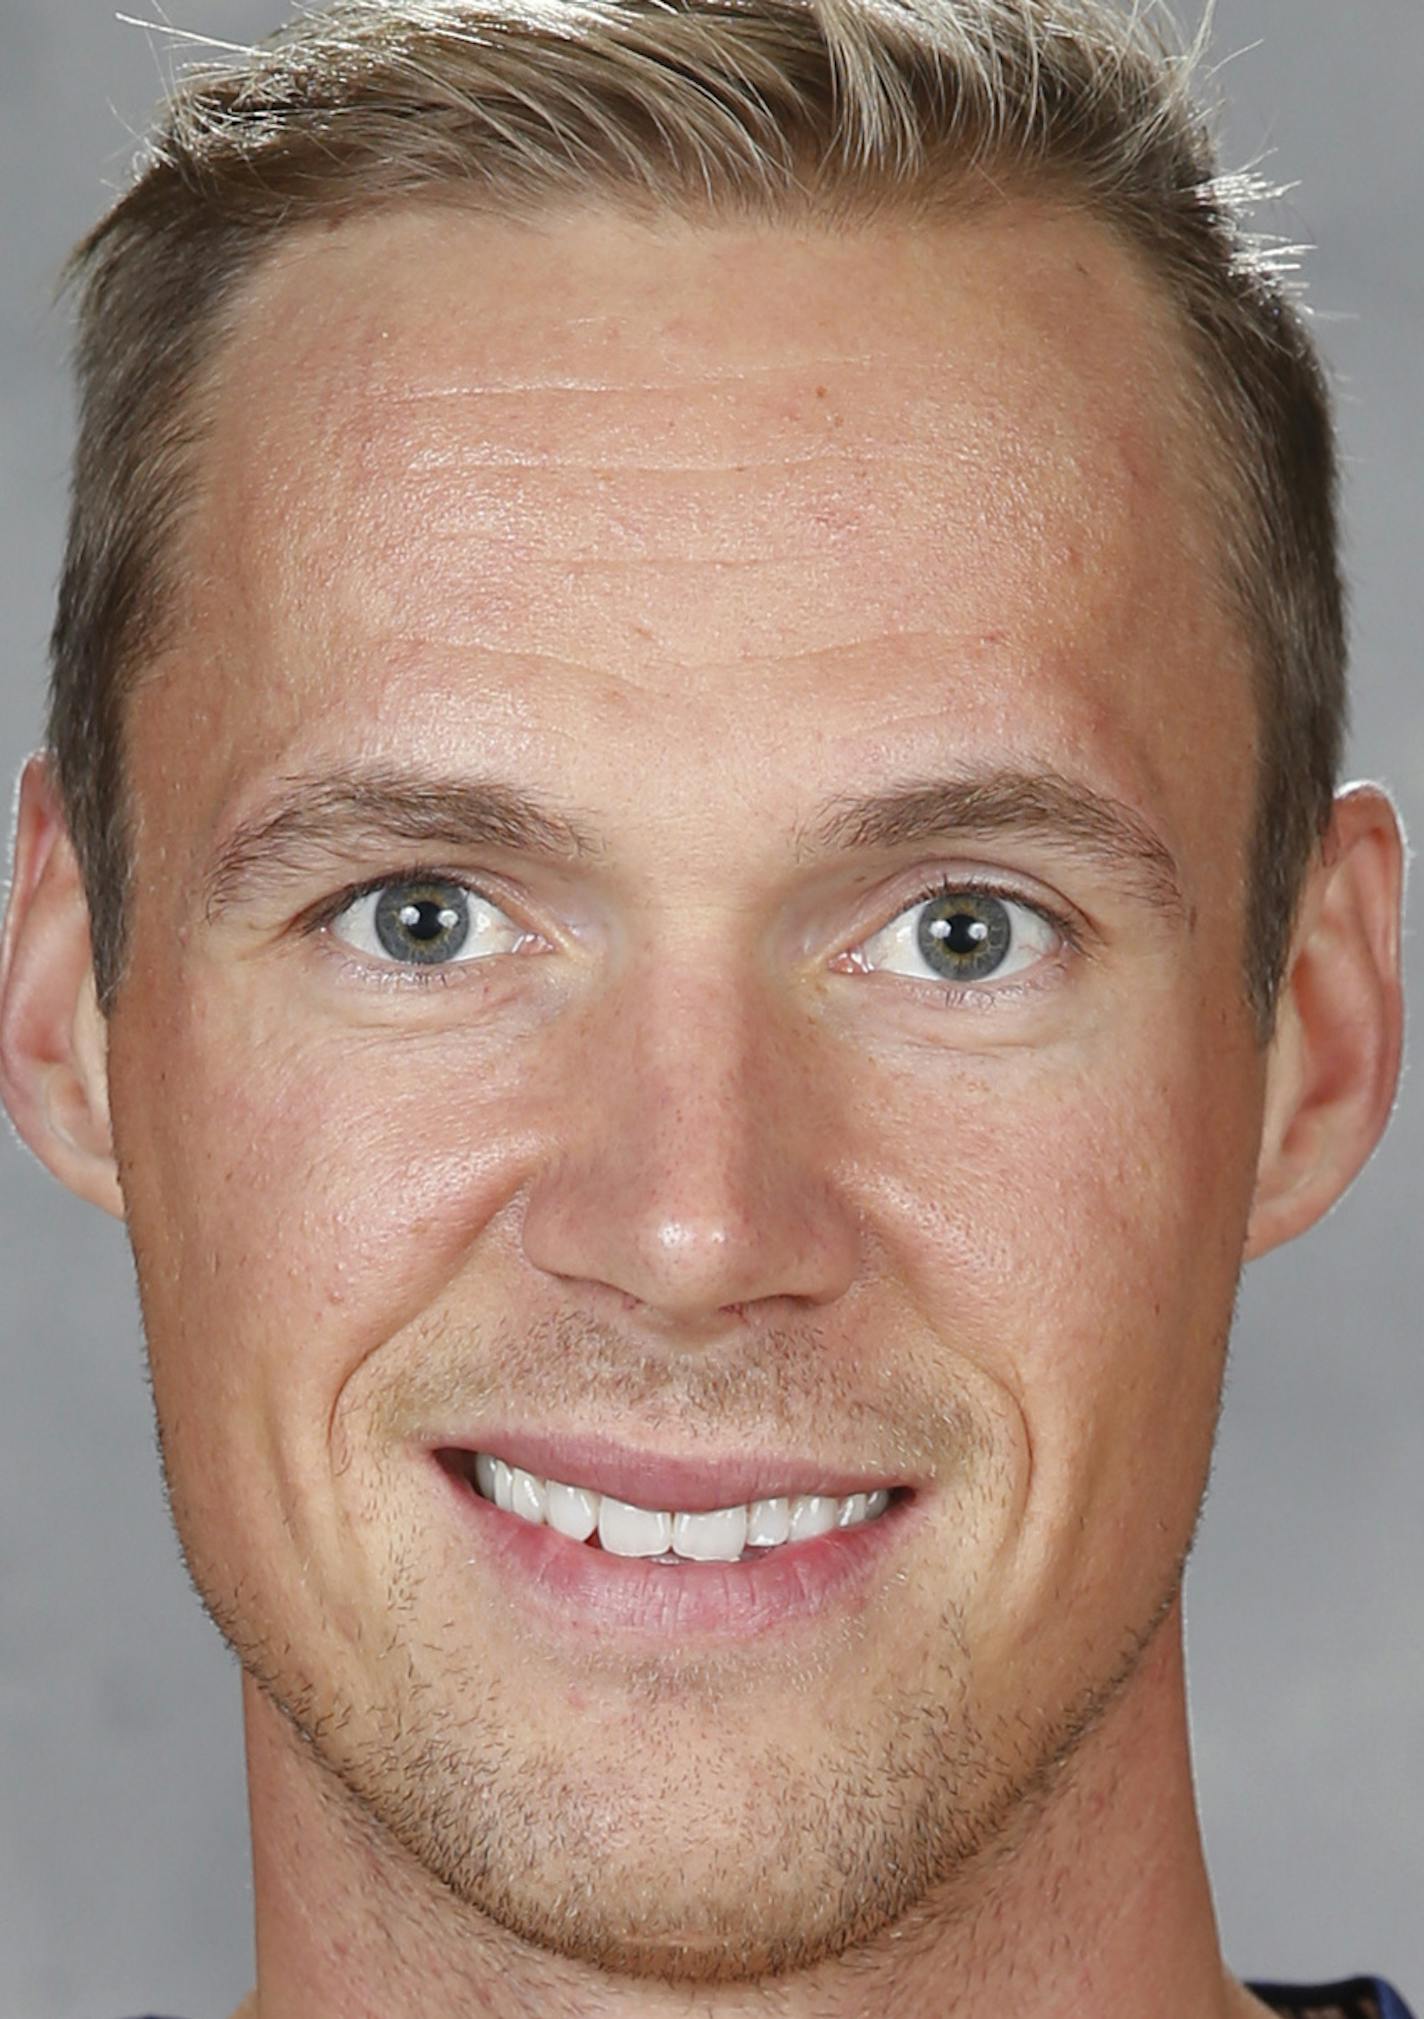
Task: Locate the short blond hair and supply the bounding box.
[49,0,1344,1033]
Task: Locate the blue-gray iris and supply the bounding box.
[374,881,471,964]
[917,893,1012,981]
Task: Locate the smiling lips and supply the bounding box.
[455,1447,896,1563]
[438,1450,921,1641]
[431,1431,918,1639]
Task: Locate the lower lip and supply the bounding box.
[434,1456,921,1643]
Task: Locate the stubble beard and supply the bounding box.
[145,1272,1232,1996]
[165,1467,1199,1994]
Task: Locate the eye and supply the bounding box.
[328,877,528,968]
[856,882,1064,989]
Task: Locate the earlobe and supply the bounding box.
[1245,784,1405,1261]
[0,754,125,1220]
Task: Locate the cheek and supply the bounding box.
[856,1017,1262,1670]
[108,988,540,1609]
[109,989,528,1441]
[868,1016,1261,1487]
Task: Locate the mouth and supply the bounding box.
[432,1445,922,1643]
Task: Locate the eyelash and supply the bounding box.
[300,866,1083,993]
[900,874,1082,951]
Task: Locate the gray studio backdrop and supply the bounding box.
[2,3,1419,2016]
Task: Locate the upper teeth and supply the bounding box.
[472,1453,892,1562]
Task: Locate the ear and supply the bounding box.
[1245,783,1406,1260]
[0,753,125,1219]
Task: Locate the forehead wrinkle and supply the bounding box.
[340,377,997,483]
[297,356,1153,590]
[555,552,827,573]
[344,628,959,701]
[291,447,1094,614]
[378,354,890,395]
[309,322,1073,504]
[393,445,943,474]
[176,206,1247,845]
[215,199,1207,519]
[206,223,1199,664]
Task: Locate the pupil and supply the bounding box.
[375,882,471,963]
[939,915,990,954]
[401,901,451,942]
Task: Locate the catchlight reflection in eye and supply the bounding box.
[329,879,528,967]
[860,886,1061,987]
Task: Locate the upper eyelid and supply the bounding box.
[304,867,513,930]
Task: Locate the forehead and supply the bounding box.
[147,199,1250,844]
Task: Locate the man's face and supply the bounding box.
[105,201,1266,1979]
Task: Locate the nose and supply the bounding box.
[519,956,861,1334]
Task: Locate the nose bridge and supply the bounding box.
[518,942,859,1323]
[618,960,785,1228]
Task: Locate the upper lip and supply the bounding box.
[431,1429,912,1514]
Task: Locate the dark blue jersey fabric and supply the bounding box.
[118,1988,1416,2018]
[1249,1984,1415,2019]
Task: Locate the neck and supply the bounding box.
[231,1596,1262,2019]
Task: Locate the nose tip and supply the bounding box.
[617,1219,741,1319]
[523,1165,856,1332]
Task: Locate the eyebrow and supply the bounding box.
[202,761,1187,922]
[203,767,604,920]
[795,768,1188,918]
